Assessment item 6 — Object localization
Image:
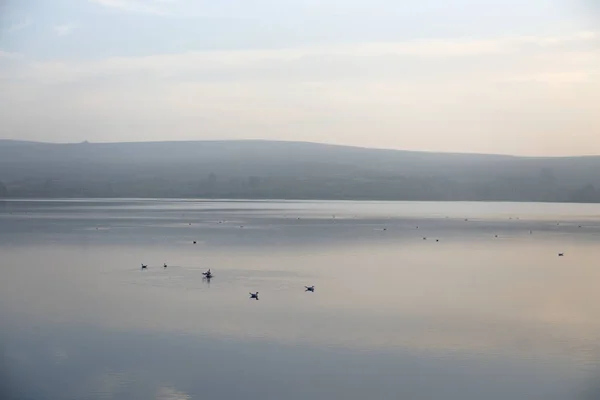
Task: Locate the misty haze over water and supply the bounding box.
[1,140,600,202]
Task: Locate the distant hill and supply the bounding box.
[0,140,599,202]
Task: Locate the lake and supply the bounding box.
[1,199,600,400]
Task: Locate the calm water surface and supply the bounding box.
[2,199,600,399]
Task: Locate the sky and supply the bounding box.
[0,0,598,156]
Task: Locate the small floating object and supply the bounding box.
[249,292,259,300]
[189,223,191,225]
[383,228,387,231]
[193,241,197,244]
[423,237,427,240]
[305,286,315,292]
[164,263,167,268]
[141,264,147,270]
[203,269,213,279]
[558,253,564,257]
[436,239,439,242]
[240,225,244,228]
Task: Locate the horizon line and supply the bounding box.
[2,138,600,159]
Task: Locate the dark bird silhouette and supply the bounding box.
[141,264,147,270]
[163,263,167,268]
[305,286,315,292]
[249,292,259,300]
[558,253,564,257]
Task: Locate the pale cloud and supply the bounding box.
[0,50,21,59]
[88,0,254,18]
[5,17,32,34]
[54,24,77,37]
[9,31,599,85]
[499,71,595,84]
[515,31,598,46]
[89,0,189,17]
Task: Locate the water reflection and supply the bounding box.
[1,200,600,399]
[1,326,592,400]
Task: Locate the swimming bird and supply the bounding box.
[141,264,147,270]
[558,253,564,257]
[203,269,213,279]
[305,286,315,292]
[193,241,197,244]
[249,292,259,300]
[163,263,167,269]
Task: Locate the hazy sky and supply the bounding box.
[0,0,598,155]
